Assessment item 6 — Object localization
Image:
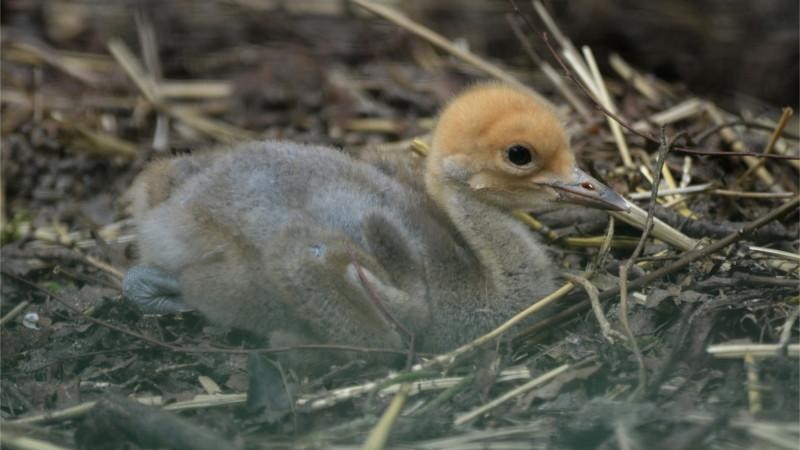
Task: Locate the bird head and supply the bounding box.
[426,83,628,212]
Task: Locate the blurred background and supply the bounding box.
[4,0,798,107]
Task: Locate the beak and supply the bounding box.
[540,168,629,211]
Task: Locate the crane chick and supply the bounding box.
[123,83,627,371]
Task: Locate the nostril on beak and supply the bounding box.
[580,181,595,191]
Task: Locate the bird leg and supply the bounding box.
[121,265,194,314]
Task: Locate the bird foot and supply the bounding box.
[122,265,194,314]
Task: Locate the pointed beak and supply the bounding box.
[540,168,629,211]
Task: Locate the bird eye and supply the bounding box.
[505,145,533,167]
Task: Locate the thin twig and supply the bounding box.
[411,373,475,417]
[693,120,800,143]
[625,184,797,200]
[6,38,104,86]
[135,9,170,152]
[610,198,698,251]
[49,113,138,159]
[735,107,795,185]
[711,189,796,199]
[747,246,800,262]
[85,254,125,280]
[626,183,714,199]
[656,143,695,218]
[361,384,410,450]
[513,211,559,241]
[620,129,674,397]
[707,344,800,359]
[558,219,618,340]
[453,362,573,425]
[0,300,30,327]
[589,216,615,274]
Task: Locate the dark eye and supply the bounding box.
[506,145,533,166]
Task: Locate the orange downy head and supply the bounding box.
[427,83,628,211]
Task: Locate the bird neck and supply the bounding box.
[424,175,547,292]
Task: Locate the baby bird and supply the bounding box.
[123,83,627,371]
